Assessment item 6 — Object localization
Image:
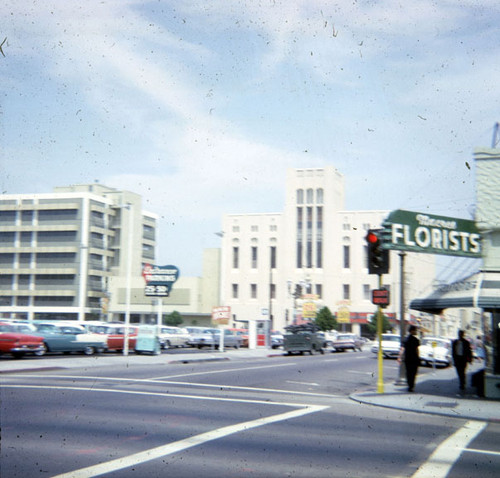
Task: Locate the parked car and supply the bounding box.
[228,328,249,347]
[186,327,242,349]
[157,326,190,349]
[32,323,108,355]
[271,330,284,349]
[419,337,452,367]
[0,322,45,358]
[371,333,401,358]
[100,324,138,352]
[332,333,364,352]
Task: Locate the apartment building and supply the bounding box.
[220,166,436,335]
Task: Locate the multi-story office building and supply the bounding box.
[0,183,221,325]
[220,166,436,335]
[0,183,157,321]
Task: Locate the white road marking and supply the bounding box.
[51,404,328,478]
[150,362,297,379]
[411,420,487,478]
[286,380,319,386]
[465,448,500,456]
[1,384,324,408]
[6,374,343,398]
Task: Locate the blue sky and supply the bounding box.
[1,1,499,278]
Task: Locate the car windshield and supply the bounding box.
[337,335,353,340]
[382,335,400,342]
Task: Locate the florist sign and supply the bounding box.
[383,210,482,258]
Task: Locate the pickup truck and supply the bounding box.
[283,324,325,355]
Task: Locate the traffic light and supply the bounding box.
[366,229,389,275]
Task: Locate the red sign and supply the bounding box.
[372,288,390,307]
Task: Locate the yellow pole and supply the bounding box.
[377,274,384,394]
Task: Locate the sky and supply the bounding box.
[1,1,499,279]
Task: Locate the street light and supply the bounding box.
[115,203,134,356]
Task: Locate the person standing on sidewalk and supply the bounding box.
[452,330,473,392]
[398,325,420,392]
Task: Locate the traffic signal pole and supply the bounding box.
[376,273,384,394]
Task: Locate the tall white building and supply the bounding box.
[221,166,436,335]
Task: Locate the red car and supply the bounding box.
[0,322,45,359]
[101,324,138,352]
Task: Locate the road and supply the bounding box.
[1,349,498,477]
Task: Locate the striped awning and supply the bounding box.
[410,271,500,313]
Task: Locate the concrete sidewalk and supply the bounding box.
[350,362,499,422]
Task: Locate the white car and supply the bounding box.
[157,326,190,349]
[419,337,452,367]
[371,333,401,358]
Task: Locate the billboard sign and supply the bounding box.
[212,306,231,325]
[383,210,482,258]
[143,264,180,297]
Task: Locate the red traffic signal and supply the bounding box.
[366,229,389,275]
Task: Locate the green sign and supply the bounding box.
[382,210,482,258]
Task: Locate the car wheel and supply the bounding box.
[234,343,240,349]
[83,346,95,356]
[35,343,48,356]
[12,352,24,359]
[165,341,171,350]
[96,347,105,354]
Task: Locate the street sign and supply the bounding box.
[382,209,482,257]
[142,264,180,297]
[372,288,390,307]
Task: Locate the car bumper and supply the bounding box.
[11,345,45,354]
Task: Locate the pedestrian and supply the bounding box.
[452,330,473,393]
[398,325,420,392]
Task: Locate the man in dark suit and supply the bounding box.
[398,325,420,392]
[452,330,473,392]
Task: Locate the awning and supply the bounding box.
[410,271,500,314]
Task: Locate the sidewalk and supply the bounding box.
[1,350,497,422]
[350,361,499,422]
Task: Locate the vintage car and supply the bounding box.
[371,333,401,358]
[0,322,45,358]
[157,326,190,349]
[331,333,364,352]
[419,337,452,367]
[32,323,108,355]
[186,327,242,349]
[283,324,325,355]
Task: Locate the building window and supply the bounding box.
[316,188,324,204]
[343,223,351,231]
[232,226,240,232]
[315,284,322,299]
[270,283,276,299]
[363,284,370,300]
[270,246,277,269]
[306,188,314,203]
[232,284,239,299]
[343,245,350,269]
[233,247,239,269]
[316,206,323,268]
[343,284,350,300]
[270,225,277,232]
[306,207,313,268]
[251,246,258,268]
[250,283,257,299]
[364,245,369,269]
[251,225,258,232]
[297,189,304,204]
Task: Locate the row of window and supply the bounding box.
[230,283,390,301]
[230,245,369,270]
[296,188,323,204]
